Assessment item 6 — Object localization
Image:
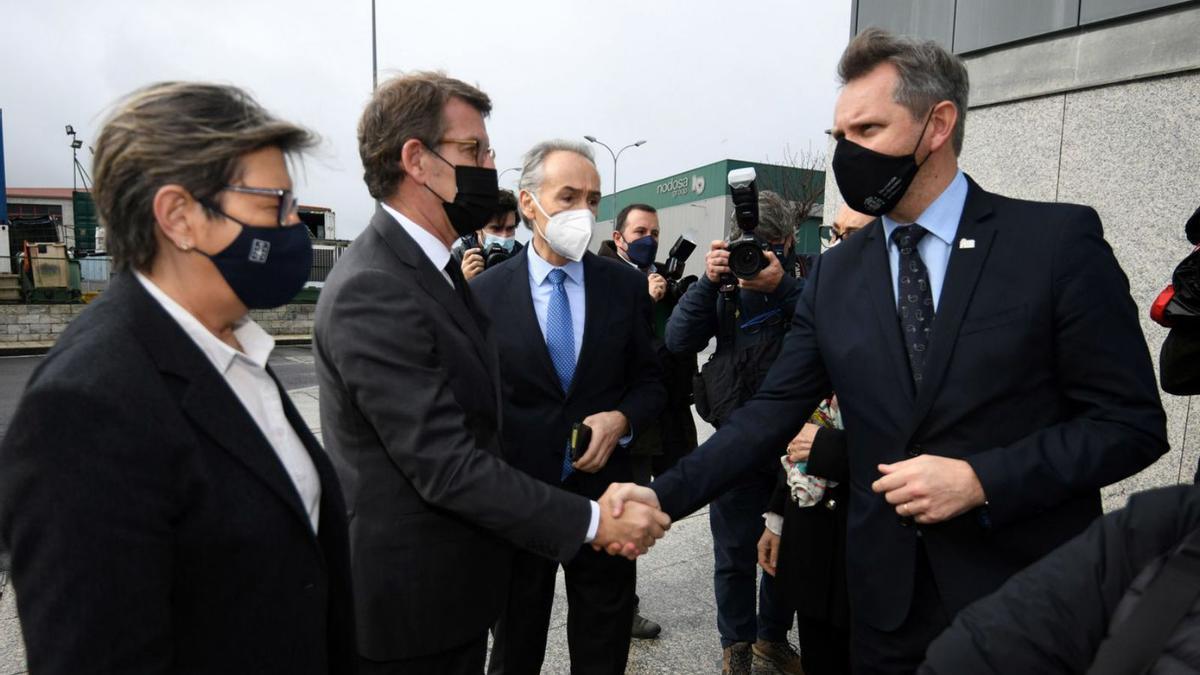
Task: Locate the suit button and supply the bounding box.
[303,582,315,591]
[825,499,837,511]
[898,516,911,528]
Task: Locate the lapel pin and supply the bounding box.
[959,238,976,249]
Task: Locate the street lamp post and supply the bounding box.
[583,136,645,225]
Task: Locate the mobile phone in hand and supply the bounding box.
[570,422,593,462]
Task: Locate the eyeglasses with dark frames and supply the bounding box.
[221,185,301,227]
[819,225,844,246]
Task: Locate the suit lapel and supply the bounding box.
[861,221,917,404]
[113,273,319,536]
[510,248,563,397]
[568,253,607,400]
[907,179,998,434]
[370,206,493,375]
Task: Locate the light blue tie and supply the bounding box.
[545,268,577,480]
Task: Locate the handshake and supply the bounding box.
[592,483,673,560]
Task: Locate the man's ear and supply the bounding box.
[519,190,539,228]
[400,138,428,185]
[152,184,200,251]
[926,100,958,156]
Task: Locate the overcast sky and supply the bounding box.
[1,0,851,240]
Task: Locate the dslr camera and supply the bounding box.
[721,167,771,293]
[459,232,513,270]
[661,235,698,302]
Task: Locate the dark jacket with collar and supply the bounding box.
[0,272,355,674]
[314,207,592,661]
[469,245,665,497]
[652,176,1168,631]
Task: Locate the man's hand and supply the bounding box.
[648,273,667,302]
[787,423,820,464]
[872,455,986,525]
[738,250,784,294]
[705,240,730,283]
[461,248,485,280]
[574,411,629,473]
[757,528,781,576]
[593,483,672,560]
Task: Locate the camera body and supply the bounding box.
[459,233,513,270]
[661,235,698,302]
[723,168,770,290]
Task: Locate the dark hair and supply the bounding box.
[494,189,519,224]
[838,27,969,155]
[358,71,492,200]
[92,81,316,272]
[615,203,657,233]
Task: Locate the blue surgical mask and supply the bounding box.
[201,218,313,309]
[483,233,516,252]
[623,234,658,268]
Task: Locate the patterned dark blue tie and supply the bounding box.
[892,225,934,388]
[545,268,577,480]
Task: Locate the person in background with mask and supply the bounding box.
[598,203,700,641]
[453,188,523,281]
[314,75,669,675]
[0,82,356,673]
[756,203,874,675]
[608,28,1167,672]
[470,140,666,674]
[663,190,805,675]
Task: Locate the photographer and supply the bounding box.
[665,190,803,675]
[599,203,700,641]
[452,187,523,280]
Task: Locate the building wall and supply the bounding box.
[825,2,1200,506]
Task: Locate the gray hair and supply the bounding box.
[517,140,596,223]
[731,190,794,241]
[838,27,969,155]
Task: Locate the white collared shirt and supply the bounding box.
[134,272,321,533]
[381,202,455,287]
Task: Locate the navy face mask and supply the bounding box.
[201,215,313,309]
[623,234,659,269]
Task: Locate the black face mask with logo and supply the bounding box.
[831,110,934,217]
[425,148,500,238]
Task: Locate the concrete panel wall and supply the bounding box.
[0,303,319,343]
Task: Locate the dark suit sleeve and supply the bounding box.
[768,468,789,515]
[665,274,721,354]
[653,257,832,518]
[0,387,175,673]
[618,275,667,439]
[320,269,591,562]
[806,427,849,483]
[964,207,1168,528]
[920,485,1200,674]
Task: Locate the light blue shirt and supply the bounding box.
[881,170,968,311]
[528,244,586,361]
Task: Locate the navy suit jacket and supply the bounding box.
[471,247,666,499]
[652,176,1169,630]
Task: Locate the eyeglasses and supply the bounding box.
[818,225,844,246]
[439,137,496,166]
[221,185,300,227]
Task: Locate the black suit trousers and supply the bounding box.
[488,545,636,675]
[851,544,951,675]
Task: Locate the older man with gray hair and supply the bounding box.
[470,139,666,674]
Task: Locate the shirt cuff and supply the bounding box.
[764,512,784,536]
[618,428,633,446]
[584,500,601,543]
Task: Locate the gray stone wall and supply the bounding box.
[0,303,316,343]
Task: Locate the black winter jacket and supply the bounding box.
[921,484,1200,674]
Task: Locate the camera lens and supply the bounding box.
[728,239,766,279]
[484,245,511,269]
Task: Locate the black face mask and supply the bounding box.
[831,111,934,217]
[425,149,499,238]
